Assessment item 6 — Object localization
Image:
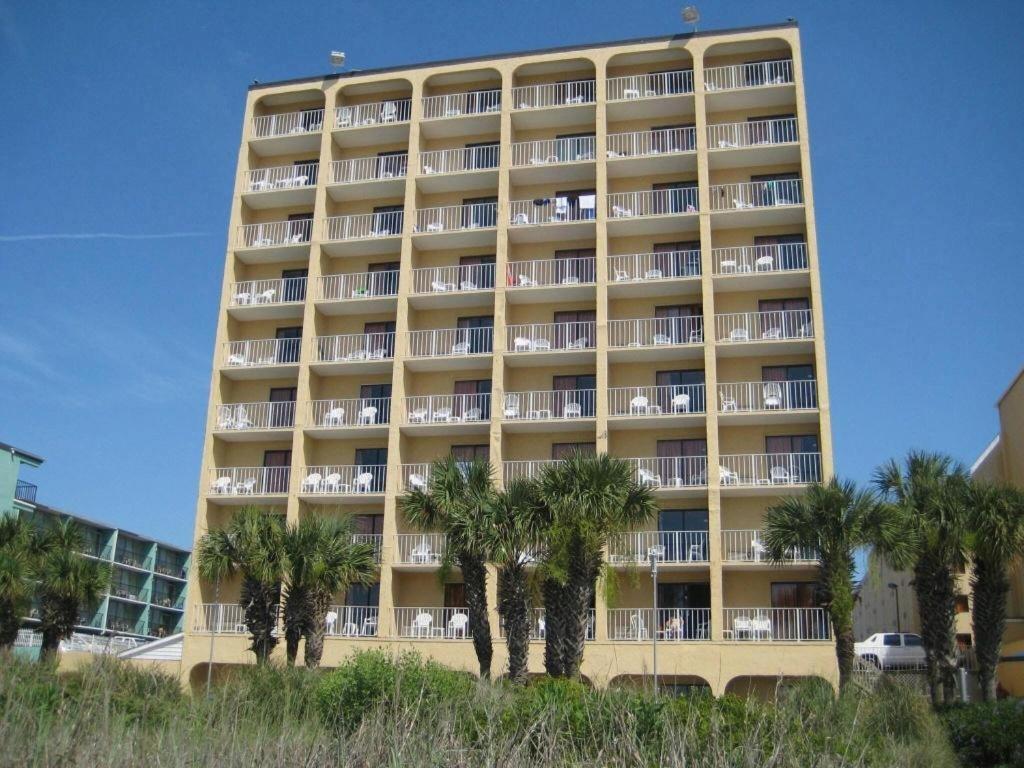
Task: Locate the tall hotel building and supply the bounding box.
[184,22,837,694]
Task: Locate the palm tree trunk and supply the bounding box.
[304,590,330,669]
[543,577,565,677]
[822,557,856,691]
[971,558,1008,702]
[460,554,492,679]
[499,565,531,684]
[283,590,303,666]
[242,579,281,665]
[913,559,958,706]
[39,598,75,661]
[560,547,595,680]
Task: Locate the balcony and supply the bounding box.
[14,480,36,504]
[498,608,594,641]
[419,146,500,192]
[316,270,398,315]
[406,327,493,371]
[311,332,395,374]
[412,203,498,249]
[420,89,501,137]
[629,456,708,497]
[322,212,404,257]
[708,179,804,228]
[510,136,596,184]
[394,533,447,568]
[250,108,324,155]
[151,590,186,611]
[328,154,407,201]
[193,603,255,634]
[722,607,830,642]
[395,607,471,639]
[333,99,412,146]
[718,453,823,493]
[409,263,495,309]
[707,118,799,168]
[606,188,699,236]
[704,59,795,109]
[721,529,817,566]
[717,380,818,425]
[606,127,697,177]
[607,531,709,566]
[400,463,431,492]
[213,401,295,441]
[326,605,379,637]
[207,467,290,504]
[297,465,387,502]
[607,249,701,298]
[508,198,596,242]
[403,393,491,435]
[228,277,306,320]
[711,243,809,291]
[607,67,694,108]
[236,219,312,263]
[501,389,596,432]
[505,256,596,302]
[608,608,710,642]
[714,309,813,356]
[305,397,390,438]
[242,162,318,209]
[352,535,384,565]
[511,79,596,129]
[607,317,703,362]
[503,459,561,484]
[607,384,705,429]
[505,321,596,366]
[221,338,300,379]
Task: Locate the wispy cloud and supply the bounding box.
[0,232,210,242]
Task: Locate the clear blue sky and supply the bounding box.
[1,1,1021,548]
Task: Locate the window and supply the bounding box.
[367,261,400,296]
[262,450,291,493]
[268,387,297,428]
[653,181,698,214]
[371,204,403,235]
[657,583,710,639]
[758,297,810,338]
[345,582,380,608]
[286,212,313,242]
[653,241,701,278]
[466,88,500,114]
[762,364,817,410]
[766,435,821,483]
[553,248,596,283]
[659,509,709,560]
[553,374,596,417]
[453,380,491,419]
[376,150,407,178]
[552,442,595,460]
[451,444,489,463]
[354,448,387,492]
[461,196,498,228]
[359,383,392,423]
[753,233,806,270]
[554,132,595,162]
[750,172,802,206]
[552,310,596,349]
[883,634,901,647]
[444,583,467,608]
[363,321,396,358]
[465,141,500,170]
[458,254,496,288]
[554,188,597,221]
[747,113,797,144]
[456,315,494,354]
[904,634,922,647]
[352,514,384,536]
[655,304,702,344]
[281,268,308,302]
[656,369,705,412]
[651,123,695,152]
[294,158,319,185]
[274,326,302,363]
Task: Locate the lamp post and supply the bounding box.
[649,550,659,695]
[887,582,901,634]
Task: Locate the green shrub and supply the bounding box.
[61,657,185,727]
[941,699,1024,767]
[211,662,322,724]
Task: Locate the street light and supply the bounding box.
[649,549,659,694]
[887,582,901,634]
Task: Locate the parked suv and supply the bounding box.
[854,632,926,670]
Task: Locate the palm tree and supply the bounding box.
[536,452,657,679]
[281,516,377,668]
[875,451,968,706]
[763,478,912,691]
[35,519,110,659]
[398,455,496,678]
[966,481,1024,701]
[0,516,36,649]
[483,479,544,684]
[196,507,285,665]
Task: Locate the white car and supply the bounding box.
[854,632,926,670]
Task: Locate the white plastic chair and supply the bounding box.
[323,473,342,493]
[233,404,252,428]
[325,611,338,635]
[652,333,671,345]
[770,466,791,484]
[720,392,738,412]
[613,269,630,281]
[562,402,582,418]
[517,275,537,287]
[638,468,662,487]
[409,612,433,637]
[357,406,377,424]
[447,612,469,639]
[762,327,782,340]
[566,337,588,349]
[513,337,532,352]
[432,408,453,422]
[322,407,345,427]
[216,408,234,430]
[410,540,433,563]
[301,473,322,492]
[630,395,650,414]
[210,476,232,494]
[407,473,427,491]
[227,353,248,366]
[512,212,529,225]
[336,107,353,128]
[463,407,482,422]
[719,466,739,485]
[460,280,478,291]
[644,269,663,280]
[235,478,257,495]
[409,408,429,424]
[612,205,633,217]
[451,341,470,355]
[531,338,551,351]
[380,101,398,122]
[503,394,520,418]
[763,383,783,409]
[431,280,453,292]
[629,612,648,640]
[354,472,375,493]
[671,393,690,413]
[755,255,774,271]
[729,328,750,342]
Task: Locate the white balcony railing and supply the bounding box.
[709,179,803,211]
[193,603,252,634]
[312,332,395,363]
[722,607,830,642]
[498,608,595,641]
[608,384,705,417]
[704,60,794,92]
[712,243,808,275]
[223,338,300,368]
[509,197,597,226]
[708,117,798,149]
[501,389,595,421]
[719,453,822,487]
[326,605,379,636]
[506,321,595,353]
[608,608,710,641]
[506,257,596,288]
[323,211,404,241]
[251,109,324,139]
[207,467,291,497]
[510,136,596,166]
[405,393,491,425]
[715,309,813,343]
[400,463,431,492]
[607,317,703,348]
[608,250,701,283]
[395,607,472,639]
[317,270,399,301]
[394,533,447,565]
[503,460,562,483]
[717,380,817,414]
[629,456,708,489]
[298,465,387,495]
[411,263,495,294]
[606,69,695,100]
[229,277,307,307]
[214,401,295,431]
[414,203,498,233]
[238,219,312,249]
[331,154,408,184]
[352,534,384,564]
[606,127,695,159]
[421,145,500,175]
[512,79,596,110]
[721,530,817,563]
[307,397,391,428]
[422,89,501,119]
[607,531,709,564]
[245,162,319,192]
[407,327,493,358]
[334,99,412,129]
[608,188,698,218]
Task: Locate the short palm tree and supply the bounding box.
[764,477,912,691]
[966,481,1024,701]
[0,516,36,649]
[35,519,110,659]
[281,516,377,668]
[398,455,496,678]
[196,507,285,665]
[536,452,657,679]
[875,451,968,705]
